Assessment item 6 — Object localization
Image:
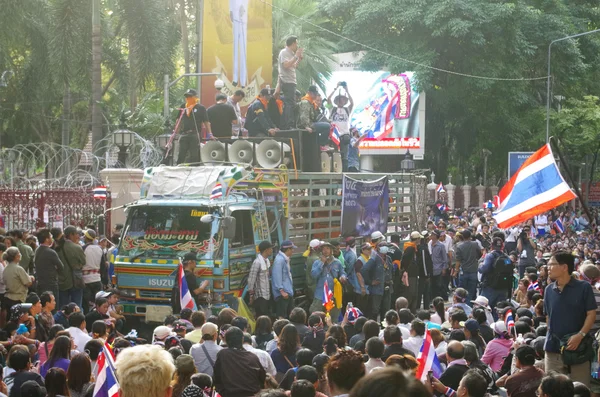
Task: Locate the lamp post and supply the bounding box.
[112,128,134,168]
[546,28,600,143]
[401,149,415,171]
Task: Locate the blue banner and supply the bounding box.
[508,152,534,179]
[341,176,390,237]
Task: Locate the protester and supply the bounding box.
[248,241,273,318]
[44,368,69,397]
[66,352,94,397]
[326,350,365,397]
[278,36,302,129]
[272,241,296,319]
[176,89,211,164]
[34,229,63,299]
[40,335,71,377]
[189,322,221,377]
[207,93,238,139]
[116,345,175,397]
[56,226,85,309]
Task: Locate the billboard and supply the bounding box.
[325,52,426,158]
[508,152,534,179]
[201,0,273,107]
[581,182,600,207]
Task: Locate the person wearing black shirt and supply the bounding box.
[381,325,414,362]
[182,252,209,306]
[207,93,238,138]
[245,88,278,138]
[176,89,211,164]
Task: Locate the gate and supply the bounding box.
[0,189,111,234]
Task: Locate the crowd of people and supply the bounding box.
[175,36,362,173]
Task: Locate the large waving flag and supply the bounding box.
[416,330,443,382]
[93,344,119,397]
[493,144,576,228]
[179,262,197,311]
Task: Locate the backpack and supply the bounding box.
[487,253,514,290]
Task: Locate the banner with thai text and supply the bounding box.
[341,175,389,237]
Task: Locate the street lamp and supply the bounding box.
[546,28,600,143]
[112,128,135,167]
[214,79,225,91]
[401,149,415,171]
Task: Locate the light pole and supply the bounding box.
[112,124,135,168]
[546,28,600,143]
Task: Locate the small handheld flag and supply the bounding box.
[329,124,341,149]
[93,344,119,397]
[436,182,445,193]
[554,218,565,233]
[416,329,443,382]
[323,280,334,312]
[504,308,515,334]
[528,281,540,292]
[436,203,446,212]
[483,200,494,209]
[93,186,108,200]
[179,262,197,311]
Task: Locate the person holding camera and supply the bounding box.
[328,82,354,172]
[517,225,537,278]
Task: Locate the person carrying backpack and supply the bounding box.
[479,237,514,318]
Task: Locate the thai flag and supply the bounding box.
[436,203,446,212]
[416,330,443,382]
[493,144,576,229]
[179,262,197,311]
[346,307,364,324]
[505,308,515,332]
[210,183,223,200]
[528,281,540,292]
[329,124,341,149]
[93,186,108,199]
[93,344,119,397]
[436,182,445,193]
[323,280,334,312]
[554,218,565,233]
[483,200,493,209]
[493,195,501,208]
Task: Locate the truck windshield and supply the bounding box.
[118,206,220,260]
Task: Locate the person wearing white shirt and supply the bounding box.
[534,214,548,237]
[67,312,91,352]
[364,337,386,373]
[227,91,246,138]
[243,333,277,376]
[402,320,426,356]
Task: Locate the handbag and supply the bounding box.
[560,332,595,366]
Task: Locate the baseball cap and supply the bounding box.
[281,240,297,250]
[259,88,271,97]
[184,89,198,97]
[95,290,114,300]
[410,231,423,239]
[201,322,218,337]
[371,231,384,240]
[182,252,197,263]
[303,239,321,257]
[153,325,175,342]
[492,320,507,335]
[21,381,47,397]
[10,303,32,321]
[462,319,480,333]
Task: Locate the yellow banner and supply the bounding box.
[202,0,273,108]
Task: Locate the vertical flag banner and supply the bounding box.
[179,262,198,311]
[505,308,515,334]
[416,330,443,382]
[93,344,119,397]
[341,175,389,237]
[494,144,577,228]
[323,280,334,312]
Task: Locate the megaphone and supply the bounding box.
[332,152,342,173]
[321,152,331,172]
[200,141,226,163]
[228,140,254,164]
[256,140,283,168]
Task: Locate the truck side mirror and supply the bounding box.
[221,216,236,240]
[200,214,214,223]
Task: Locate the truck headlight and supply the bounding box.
[120,289,136,298]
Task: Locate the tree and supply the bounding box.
[272,0,337,91]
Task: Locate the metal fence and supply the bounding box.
[0,188,111,233]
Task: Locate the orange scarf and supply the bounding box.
[276,99,284,115]
[302,94,318,110]
[185,97,199,116]
[256,96,269,109]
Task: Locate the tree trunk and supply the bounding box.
[61,81,71,176]
[179,0,190,88]
[91,0,103,156]
[128,45,138,112]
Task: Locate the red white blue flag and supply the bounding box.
[93,186,108,199]
[323,280,334,312]
[93,344,119,397]
[436,182,445,193]
[494,144,576,229]
[505,308,515,333]
[528,281,540,292]
[554,217,565,233]
[329,124,341,149]
[210,183,223,200]
[416,330,443,382]
[436,203,446,212]
[179,262,197,311]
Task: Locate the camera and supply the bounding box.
[339,81,347,87]
[519,231,528,240]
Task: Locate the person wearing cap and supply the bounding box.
[310,241,347,320]
[327,82,354,171]
[304,239,321,302]
[2,247,34,322]
[33,229,64,302]
[55,226,86,307]
[462,319,486,358]
[481,320,513,372]
[471,296,495,327]
[245,88,278,138]
[81,230,105,313]
[361,242,392,320]
[354,243,373,311]
[370,231,384,249]
[181,253,210,309]
[248,241,273,317]
[429,229,448,301]
[272,240,296,319]
[189,322,221,376]
[175,89,211,165]
[400,232,421,313]
[343,237,360,307]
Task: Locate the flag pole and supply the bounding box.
[549,137,594,225]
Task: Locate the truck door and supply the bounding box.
[228,208,258,296]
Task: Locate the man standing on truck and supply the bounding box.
[310,241,347,321]
[176,89,212,165]
[248,241,273,318]
[182,252,210,307]
[272,241,296,319]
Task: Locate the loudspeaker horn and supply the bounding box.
[228,140,254,164]
[256,140,283,168]
[200,141,226,163]
[321,152,331,172]
[332,152,342,173]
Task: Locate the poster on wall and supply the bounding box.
[341,176,390,237]
[201,0,273,107]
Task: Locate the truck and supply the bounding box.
[113,164,426,322]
